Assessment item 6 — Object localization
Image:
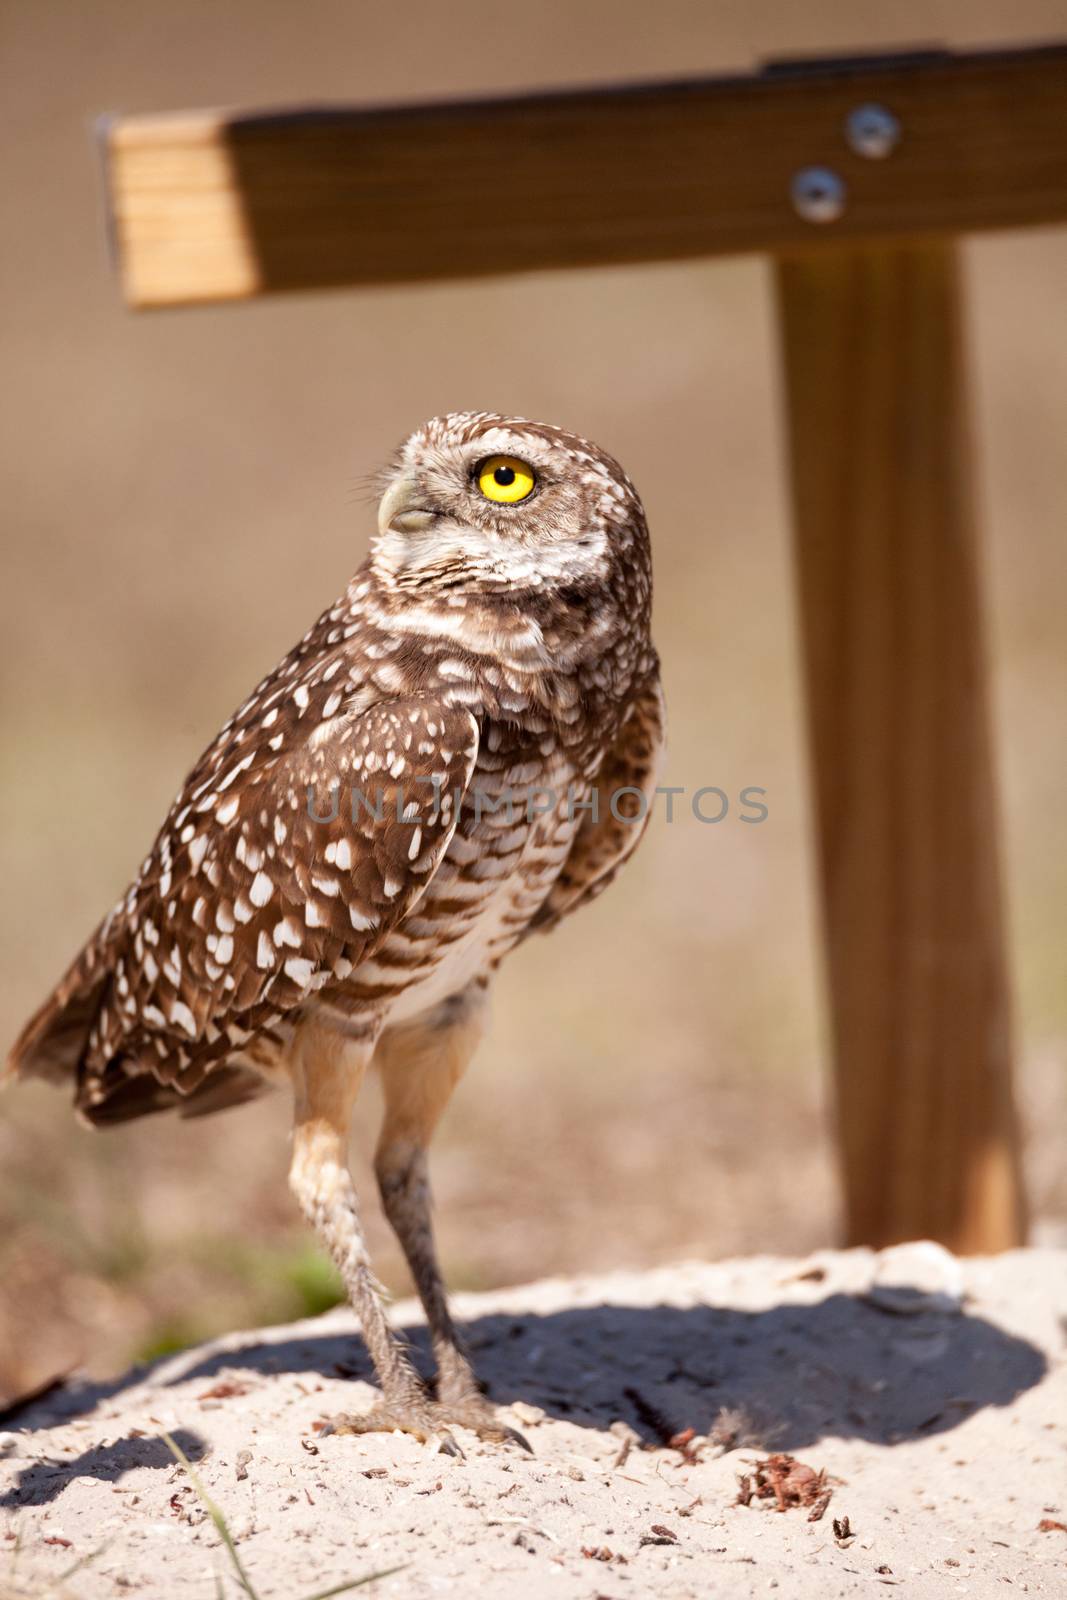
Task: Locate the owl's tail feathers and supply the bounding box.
[78,1062,269,1126]
[4,951,109,1090]
[7,960,272,1125]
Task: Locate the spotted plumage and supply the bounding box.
[8,411,664,1450]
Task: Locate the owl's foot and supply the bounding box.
[328,1393,531,1456]
[435,1352,534,1452]
[328,1398,462,1456]
[431,1393,533,1454]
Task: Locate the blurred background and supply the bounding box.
[2,0,1065,1403]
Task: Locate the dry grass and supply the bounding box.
[162,1431,399,1599]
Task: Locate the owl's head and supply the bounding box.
[370,412,649,602]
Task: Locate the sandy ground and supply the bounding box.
[1,1246,1065,1599]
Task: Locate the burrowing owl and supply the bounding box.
[8,412,664,1451]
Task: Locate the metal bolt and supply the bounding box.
[845,102,901,159]
[790,166,846,224]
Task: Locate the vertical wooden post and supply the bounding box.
[776,242,1026,1253]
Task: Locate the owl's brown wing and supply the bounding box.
[532,672,665,932]
[8,699,479,1120]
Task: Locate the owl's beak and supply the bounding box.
[378,473,437,537]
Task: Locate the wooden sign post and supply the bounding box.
[102,43,1067,1251]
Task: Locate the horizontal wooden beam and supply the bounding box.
[105,43,1067,306]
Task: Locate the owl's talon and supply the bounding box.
[327,1395,528,1454]
[432,1395,534,1454]
[328,1399,441,1447]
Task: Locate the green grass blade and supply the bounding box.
[300,1566,406,1600]
[162,1432,261,1600]
[162,1430,401,1600]
[57,1540,113,1581]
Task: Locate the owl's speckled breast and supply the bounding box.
[324,741,585,1027]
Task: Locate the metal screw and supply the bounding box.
[845,102,901,159]
[790,166,846,224]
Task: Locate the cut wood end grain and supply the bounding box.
[100,43,1067,307]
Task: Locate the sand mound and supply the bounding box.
[2,1247,1065,1598]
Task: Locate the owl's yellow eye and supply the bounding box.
[477,456,536,505]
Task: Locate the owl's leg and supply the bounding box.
[286,1018,460,1455]
[369,983,530,1452]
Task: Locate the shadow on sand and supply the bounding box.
[1,1428,206,1510]
[2,1289,1047,1507]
